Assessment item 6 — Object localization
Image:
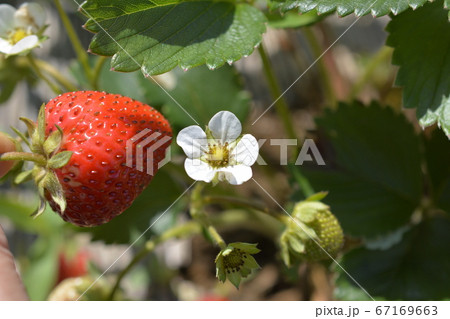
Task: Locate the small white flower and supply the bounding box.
[177,111,259,185]
[0,3,46,56]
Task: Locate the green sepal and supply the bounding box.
[14,169,33,184]
[280,237,291,267]
[289,218,318,241]
[227,270,242,289]
[230,242,261,254]
[10,126,31,149]
[48,151,72,169]
[36,103,46,146]
[293,201,329,223]
[40,171,66,213]
[30,195,47,218]
[215,254,226,283]
[243,255,260,270]
[240,266,251,278]
[19,116,37,138]
[43,125,63,156]
[29,104,46,154]
[305,191,328,202]
[287,233,305,254]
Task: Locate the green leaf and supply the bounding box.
[22,236,60,300]
[266,10,328,29]
[424,129,450,213]
[158,65,251,130]
[81,170,184,244]
[302,102,422,238]
[339,217,450,300]
[82,0,266,75]
[0,196,64,236]
[334,274,376,301]
[386,0,450,135]
[270,0,430,17]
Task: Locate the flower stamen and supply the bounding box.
[8,28,30,45]
[205,142,230,168]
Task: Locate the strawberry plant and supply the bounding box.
[0,0,449,302]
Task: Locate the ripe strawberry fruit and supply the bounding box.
[57,250,89,284]
[6,91,172,227]
[42,91,172,226]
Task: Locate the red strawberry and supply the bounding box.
[57,250,89,284]
[0,90,172,227]
[39,91,172,226]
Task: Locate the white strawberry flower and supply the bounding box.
[0,3,47,56]
[177,111,259,185]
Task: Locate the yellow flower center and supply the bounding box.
[206,142,230,168]
[8,28,29,44]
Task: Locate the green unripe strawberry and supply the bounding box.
[280,193,344,265]
[301,208,344,261]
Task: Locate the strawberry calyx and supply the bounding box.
[0,103,72,218]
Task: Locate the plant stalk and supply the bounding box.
[0,151,46,166]
[34,58,79,92]
[108,221,201,300]
[203,195,282,221]
[27,55,62,94]
[92,56,108,90]
[53,0,94,86]
[302,27,337,107]
[258,43,298,143]
[190,183,227,249]
[348,46,393,101]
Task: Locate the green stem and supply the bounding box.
[0,151,46,166]
[92,56,108,90]
[290,165,315,198]
[258,43,298,142]
[190,183,227,249]
[53,0,94,86]
[34,58,78,92]
[348,46,393,101]
[302,27,337,107]
[203,195,282,221]
[27,55,62,94]
[108,221,201,300]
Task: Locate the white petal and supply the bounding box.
[217,164,253,185]
[9,35,38,55]
[0,38,13,54]
[176,125,208,159]
[233,134,259,166]
[0,4,16,37]
[184,158,216,183]
[15,3,46,31]
[208,111,242,143]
